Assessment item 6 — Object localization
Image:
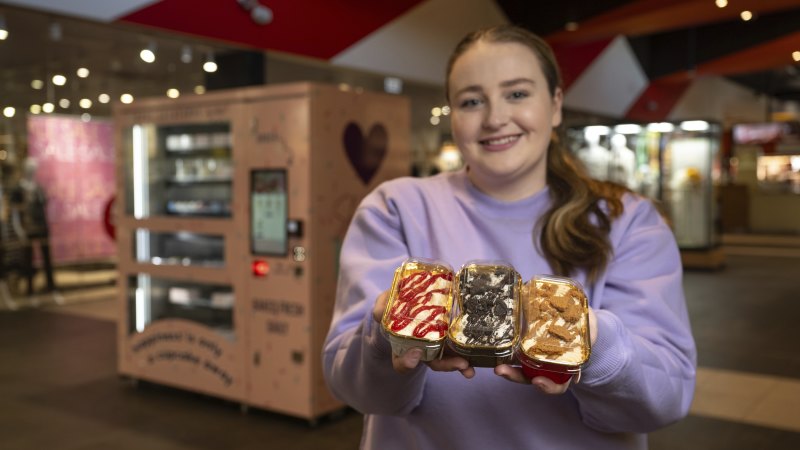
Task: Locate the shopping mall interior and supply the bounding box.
[1,1,800,449]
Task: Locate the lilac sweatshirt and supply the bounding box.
[323,170,696,450]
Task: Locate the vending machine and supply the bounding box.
[567,120,724,268]
[114,82,410,420]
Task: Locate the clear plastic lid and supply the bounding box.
[447,260,522,354]
[518,275,591,367]
[381,257,455,343]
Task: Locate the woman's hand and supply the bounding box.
[372,291,475,378]
[494,307,598,394]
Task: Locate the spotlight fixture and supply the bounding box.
[140,42,156,63]
[52,74,66,86]
[31,79,44,89]
[76,67,90,78]
[237,0,273,25]
[793,51,800,62]
[120,93,134,104]
[0,14,8,40]
[715,0,728,8]
[740,10,753,21]
[98,93,110,104]
[42,102,54,113]
[3,107,15,118]
[203,52,218,73]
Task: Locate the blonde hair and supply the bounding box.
[446,25,628,282]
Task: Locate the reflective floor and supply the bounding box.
[1,244,799,449]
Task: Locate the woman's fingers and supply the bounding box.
[495,365,572,394]
[429,355,475,379]
[372,291,389,323]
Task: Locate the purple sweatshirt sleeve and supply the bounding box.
[571,199,697,433]
[322,188,429,415]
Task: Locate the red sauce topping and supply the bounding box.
[388,270,452,339]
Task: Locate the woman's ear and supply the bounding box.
[551,87,564,128]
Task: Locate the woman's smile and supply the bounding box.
[480,134,521,152]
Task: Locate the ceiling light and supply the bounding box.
[98,93,110,104]
[166,88,180,99]
[431,107,442,117]
[564,21,579,31]
[140,43,156,63]
[203,53,217,73]
[647,122,675,133]
[52,74,66,86]
[180,45,192,63]
[59,98,70,108]
[0,15,8,40]
[42,102,54,113]
[120,93,134,104]
[31,79,44,89]
[585,125,611,136]
[740,10,753,21]
[793,51,800,62]
[441,105,450,116]
[430,116,440,126]
[194,85,206,95]
[79,98,92,109]
[81,113,91,122]
[613,124,642,134]
[680,120,710,131]
[3,107,15,118]
[30,104,41,114]
[715,0,727,8]
[76,67,89,78]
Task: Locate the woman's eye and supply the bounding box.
[509,91,529,100]
[459,98,482,108]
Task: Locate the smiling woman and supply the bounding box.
[323,24,696,450]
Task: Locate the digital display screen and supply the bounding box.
[251,169,288,256]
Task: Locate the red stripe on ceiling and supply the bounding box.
[118,0,426,60]
[550,38,613,91]
[624,78,692,122]
[546,0,800,44]
[673,31,800,79]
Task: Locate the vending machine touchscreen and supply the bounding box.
[251,169,288,256]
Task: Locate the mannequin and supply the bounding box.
[575,129,610,180]
[608,134,638,189]
[12,159,56,296]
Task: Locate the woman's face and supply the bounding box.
[448,40,562,200]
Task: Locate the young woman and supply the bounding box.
[323,25,696,449]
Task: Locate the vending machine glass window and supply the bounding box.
[124,123,233,218]
[133,229,225,267]
[250,169,288,256]
[127,274,235,338]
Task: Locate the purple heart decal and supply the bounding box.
[343,122,388,184]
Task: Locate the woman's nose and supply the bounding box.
[482,101,509,129]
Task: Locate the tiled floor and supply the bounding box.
[2,247,799,449]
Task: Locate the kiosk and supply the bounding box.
[114,82,410,420]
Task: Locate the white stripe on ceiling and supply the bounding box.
[331,0,509,86]
[0,0,159,21]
